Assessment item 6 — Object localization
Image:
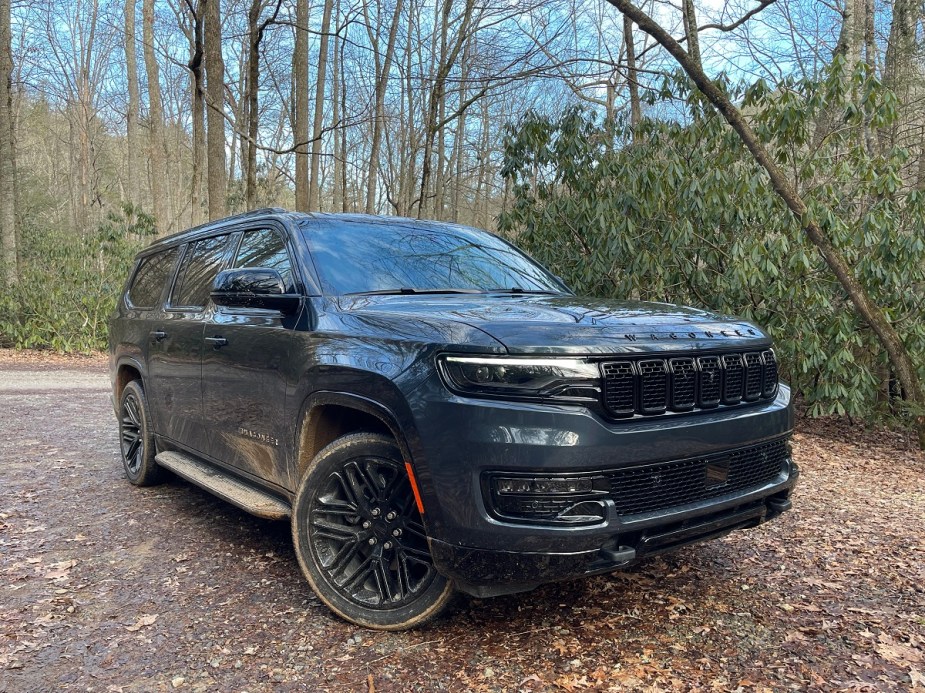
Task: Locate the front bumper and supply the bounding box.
[429,472,797,597]
[406,379,797,595]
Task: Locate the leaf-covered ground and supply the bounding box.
[1,351,923,691]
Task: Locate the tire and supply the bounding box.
[118,380,164,486]
[292,433,454,630]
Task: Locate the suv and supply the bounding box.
[109,209,798,630]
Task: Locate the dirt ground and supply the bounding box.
[1,350,923,692]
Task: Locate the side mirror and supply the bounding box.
[211,268,301,313]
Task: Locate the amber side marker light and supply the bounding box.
[405,461,425,515]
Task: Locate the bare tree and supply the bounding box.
[415,0,475,218]
[203,0,226,219]
[306,0,333,210]
[143,0,170,232]
[124,0,141,204]
[623,14,640,129]
[184,0,206,226]
[880,0,921,157]
[293,0,308,211]
[0,0,16,284]
[244,0,283,210]
[364,0,404,214]
[331,0,344,212]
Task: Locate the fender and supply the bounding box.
[113,353,147,415]
[289,369,449,534]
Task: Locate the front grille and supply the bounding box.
[608,439,788,516]
[602,361,635,415]
[639,359,668,413]
[484,438,790,525]
[601,350,778,418]
[670,358,696,410]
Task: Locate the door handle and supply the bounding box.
[150,330,167,342]
[204,336,228,348]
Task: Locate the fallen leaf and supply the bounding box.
[126,614,158,631]
[43,560,77,580]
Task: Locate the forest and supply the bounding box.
[0,0,923,439]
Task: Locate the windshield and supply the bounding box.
[299,218,569,296]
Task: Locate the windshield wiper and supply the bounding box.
[345,288,483,296]
[488,287,561,295]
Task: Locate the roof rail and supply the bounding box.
[154,207,291,245]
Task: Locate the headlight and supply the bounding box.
[437,355,601,402]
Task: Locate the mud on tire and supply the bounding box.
[291,432,454,630]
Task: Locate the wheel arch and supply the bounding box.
[114,356,146,403]
[294,391,415,484]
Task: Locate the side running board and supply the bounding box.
[155,451,291,520]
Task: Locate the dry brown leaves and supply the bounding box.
[0,362,923,691]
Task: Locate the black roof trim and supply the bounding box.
[143,207,290,252]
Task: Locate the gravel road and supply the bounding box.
[1,355,923,692]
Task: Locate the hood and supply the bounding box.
[335,294,771,355]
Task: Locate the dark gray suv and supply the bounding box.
[109,209,798,629]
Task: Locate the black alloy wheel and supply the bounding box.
[292,433,453,630]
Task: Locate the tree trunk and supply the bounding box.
[124,0,140,206]
[293,0,309,211]
[812,0,867,150]
[919,122,925,191]
[0,0,17,285]
[451,43,470,223]
[308,0,333,211]
[365,0,404,214]
[416,0,475,219]
[433,80,447,219]
[143,0,169,233]
[245,0,261,210]
[606,0,925,449]
[623,14,641,129]
[188,0,206,226]
[203,0,227,220]
[835,0,864,70]
[331,0,344,212]
[880,0,917,153]
[476,95,490,229]
[681,0,701,67]
[400,0,417,216]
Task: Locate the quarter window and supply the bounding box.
[171,235,232,308]
[234,229,296,293]
[127,247,179,308]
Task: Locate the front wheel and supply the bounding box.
[292,433,453,630]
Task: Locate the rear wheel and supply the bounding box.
[292,432,453,630]
[118,380,163,486]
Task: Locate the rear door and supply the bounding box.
[146,233,234,453]
[200,225,303,489]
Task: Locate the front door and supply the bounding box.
[201,226,301,490]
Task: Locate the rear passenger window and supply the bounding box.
[171,235,232,308]
[128,247,179,308]
[234,229,296,293]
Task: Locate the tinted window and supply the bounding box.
[234,229,296,293]
[171,235,231,308]
[300,220,566,295]
[128,247,178,308]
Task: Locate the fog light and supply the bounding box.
[495,476,593,495]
